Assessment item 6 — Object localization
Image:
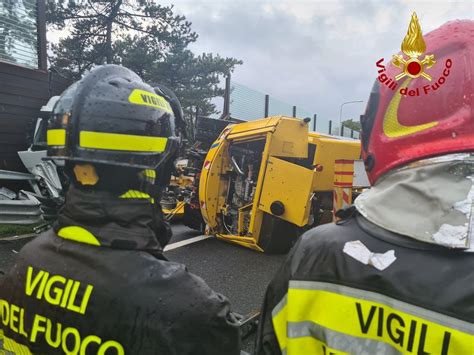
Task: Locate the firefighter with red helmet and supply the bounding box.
[0,65,240,354]
[256,20,474,354]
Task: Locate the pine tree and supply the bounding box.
[342,119,361,132]
[47,0,242,120]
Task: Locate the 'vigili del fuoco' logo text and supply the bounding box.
[375,12,452,97]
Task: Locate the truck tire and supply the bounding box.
[257,212,298,254]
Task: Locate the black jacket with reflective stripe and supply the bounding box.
[0,188,240,354]
[256,211,474,354]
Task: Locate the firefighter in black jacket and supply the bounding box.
[0,65,241,354]
[256,20,474,354]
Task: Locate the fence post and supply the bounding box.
[351,129,354,138]
[292,106,296,118]
[264,94,269,118]
[222,76,231,118]
[329,120,332,135]
[313,114,317,132]
[37,0,47,71]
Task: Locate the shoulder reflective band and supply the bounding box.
[79,131,168,152]
[272,281,473,355]
[1,330,31,355]
[119,189,154,203]
[128,89,173,113]
[58,226,101,246]
[119,190,151,199]
[47,129,66,146]
[144,169,156,178]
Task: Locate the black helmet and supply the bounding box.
[46,65,179,169]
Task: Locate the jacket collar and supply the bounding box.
[55,186,168,254]
[355,154,473,249]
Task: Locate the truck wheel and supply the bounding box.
[257,213,298,254]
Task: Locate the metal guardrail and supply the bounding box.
[0,192,42,224]
[0,170,43,225]
[0,162,63,225]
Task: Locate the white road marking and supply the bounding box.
[1,234,36,242]
[164,235,213,251]
[1,233,212,251]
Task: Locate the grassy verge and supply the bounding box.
[0,223,41,238]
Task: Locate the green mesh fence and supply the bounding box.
[229,81,266,120]
[267,96,293,117]
[229,80,360,138]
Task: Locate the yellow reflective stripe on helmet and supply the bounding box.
[57,226,101,246]
[383,78,438,138]
[79,131,168,152]
[128,89,172,113]
[47,129,66,146]
[275,281,473,355]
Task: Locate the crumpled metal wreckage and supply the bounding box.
[0,161,63,228]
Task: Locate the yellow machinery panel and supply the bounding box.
[199,116,363,253]
[199,138,228,230]
[268,118,308,158]
[226,117,280,140]
[225,116,308,159]
[309,134,361,192]
[259,157,315,227]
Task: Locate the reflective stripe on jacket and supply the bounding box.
[256,212,474,355]
[0,187,241,354]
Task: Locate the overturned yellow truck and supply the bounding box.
[199,116,360,253]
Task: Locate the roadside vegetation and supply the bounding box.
[0,223,43,238]
[47,0,243,140]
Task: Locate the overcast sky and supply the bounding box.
[158,0,473,131]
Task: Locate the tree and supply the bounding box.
[46,0,242,120]
[342,119,361,132]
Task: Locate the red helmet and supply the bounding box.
[361,20,474,184]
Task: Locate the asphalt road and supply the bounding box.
[166,231,285,316]
[0,234,34,276]
[0,222,287,353]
